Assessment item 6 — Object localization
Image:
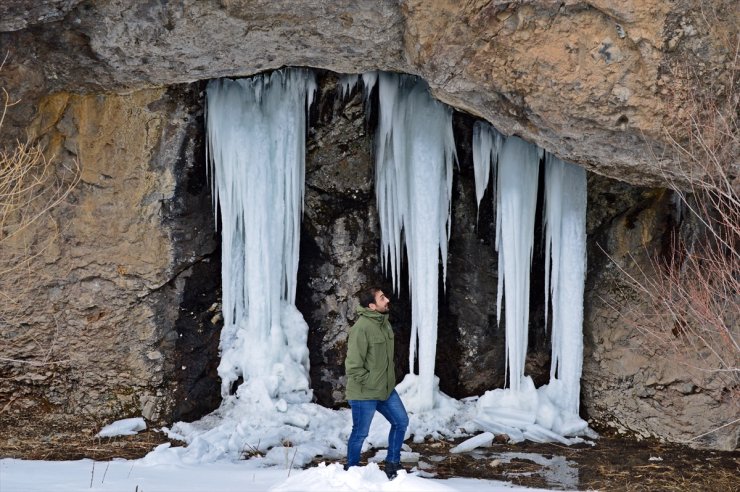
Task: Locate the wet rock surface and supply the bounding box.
[297,73,387,407]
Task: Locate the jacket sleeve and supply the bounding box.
[345,323,369,385]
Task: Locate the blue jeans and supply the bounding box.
[346,389,409,467]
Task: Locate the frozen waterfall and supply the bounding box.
[472,122,591,443]
[364,73,457,412]
[544,154,587,417]
[495,135,542,391]
[475,123,542,391]
[147,71,595,469]
[206,70,316,402]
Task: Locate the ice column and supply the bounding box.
[495,136,541,390]
[206,70,316,402]
[370,73,457,411]
[473,122,590,441]
[544,154,587,416]
[473,123,542,389]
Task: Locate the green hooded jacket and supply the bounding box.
[344,306,396,401]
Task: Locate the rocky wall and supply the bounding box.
[0,85,221,432]
[0,0,737,186]
[582,180,739,451]
[0,71,736,451]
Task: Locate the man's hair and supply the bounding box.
[359,287,381,308]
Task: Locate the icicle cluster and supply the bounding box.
[206,70,316,401]
[203,67,589,452]
[544,154,587,416]
[361,73,457,412]
[495,136,542,391]
[474,122,542,390]
[471,121,503,216]
[472,122,590,442]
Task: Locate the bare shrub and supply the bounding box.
[612,9,738,440]
[0,57,80,359]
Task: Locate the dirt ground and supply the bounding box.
[1,417,737,491]
[405,435,739,491]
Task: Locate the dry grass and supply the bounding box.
[0,86,80,256]
[0,414,180,461]
[0,56,80,341]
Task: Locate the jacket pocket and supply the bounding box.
[365,334,387,389]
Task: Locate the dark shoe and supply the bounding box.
[383,461,405,479]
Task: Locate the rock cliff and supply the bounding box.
[1,1,736,185]
[0,1,736,451]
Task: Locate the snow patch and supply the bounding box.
[96,418,146,438]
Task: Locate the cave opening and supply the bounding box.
[177,67,559,419]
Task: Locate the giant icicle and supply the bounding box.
[544,154,587,418]
[474,121,542,390]
[368,73,457,412]
[495,136,541,391]
[472,122,591,443]
[206,70,316,402]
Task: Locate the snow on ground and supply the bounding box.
[96,418,147,438]
[0,458,559,492]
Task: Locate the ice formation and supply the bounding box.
[364,73,457,412]
[494,135,542,391]
[206,70,316,402]
[472,122,591,442]
[155,72,591,470]
[96,417,146,437]
[471,121,503,217]
[544,154,587,416]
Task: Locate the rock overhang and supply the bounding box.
[0,0,736,187]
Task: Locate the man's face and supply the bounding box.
[370,290,390,313]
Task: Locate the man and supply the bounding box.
[344,287,409,479]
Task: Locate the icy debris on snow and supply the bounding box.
[394,374,469,443]
[476,377,589,445]
[96,417,146,437]
[450,432,494,453]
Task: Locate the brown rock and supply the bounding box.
[0,0,736,185]
[0,84,220,428]
[0,0,737,453]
